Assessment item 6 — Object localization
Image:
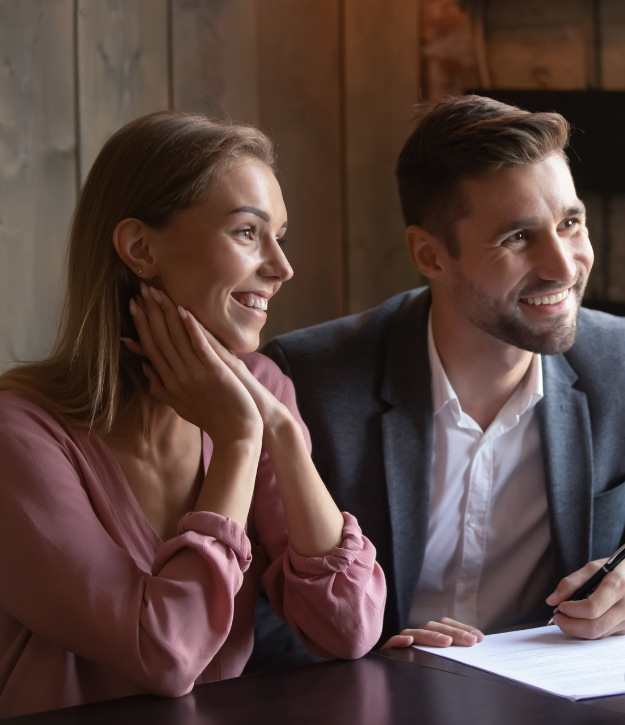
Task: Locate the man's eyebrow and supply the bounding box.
[228,206,270,222]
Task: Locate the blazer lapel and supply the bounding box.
[380,289,434,628]
[538,354,593,578]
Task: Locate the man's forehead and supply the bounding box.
[460,156,581,226]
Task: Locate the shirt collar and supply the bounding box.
[427,310,543,429]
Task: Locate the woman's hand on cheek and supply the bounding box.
[184,313,293,435]
[126,283,263,447]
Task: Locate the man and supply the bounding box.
[249,95,625,669]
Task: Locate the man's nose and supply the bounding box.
[535,232,577,282]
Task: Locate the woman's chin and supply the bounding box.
[213,328,260,354]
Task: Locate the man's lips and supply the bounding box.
[521,288,570,307]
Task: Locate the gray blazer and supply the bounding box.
[252,287,625,664]
[241,288,625,669]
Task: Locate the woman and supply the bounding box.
[0,112,386,718]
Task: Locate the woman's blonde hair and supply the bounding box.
[0,111,276,434]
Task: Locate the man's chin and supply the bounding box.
[497,307,580,355]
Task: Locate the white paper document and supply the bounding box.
[414,625,625,700]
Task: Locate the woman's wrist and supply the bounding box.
[262,406,302,450]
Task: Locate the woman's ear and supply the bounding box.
[406,225,447,280]
[112,218,157,279]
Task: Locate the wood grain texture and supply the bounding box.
[485,0,587,89]
[601,0,625,90]
[77,0,169,180]
[257,0,343,341]
[343,0,425,315]
[172,0,258,124]
[0,0,76,369]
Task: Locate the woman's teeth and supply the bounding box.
[526,289,569,306]
[237,294,268,311]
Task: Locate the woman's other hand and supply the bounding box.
[380,618,484,649]
[127,283,263,447]
[182,313,292,434]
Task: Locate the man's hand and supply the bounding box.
[381,618,484,649]
[547,559,625,639]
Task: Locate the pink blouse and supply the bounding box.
[0,352,385,718]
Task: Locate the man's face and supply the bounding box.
[441,154,593,355]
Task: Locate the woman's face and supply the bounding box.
[148,157,292,352]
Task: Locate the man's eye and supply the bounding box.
[563,218,578,229]
[507,231,525,243]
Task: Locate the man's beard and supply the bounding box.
[453,271,587,355]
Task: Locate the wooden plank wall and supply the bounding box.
[0,0,75,366]
[3,0,625,369]
[0,0,422,369]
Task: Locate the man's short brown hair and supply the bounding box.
[396,95,571,257]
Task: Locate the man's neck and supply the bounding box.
[430,298,534,432]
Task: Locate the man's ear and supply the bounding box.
[406,224,447,280]
[112,218,157,279]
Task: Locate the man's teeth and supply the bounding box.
[526,289,569,306]
[241,295,268,311]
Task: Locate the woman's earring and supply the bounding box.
[138,269,143,275]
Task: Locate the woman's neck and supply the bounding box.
[102,399,205,540]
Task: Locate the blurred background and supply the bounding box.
[1,0,624,370]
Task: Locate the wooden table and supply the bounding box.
[5,649,625,724]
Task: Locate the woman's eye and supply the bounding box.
[238,226,255,241]
[277,236,288,249]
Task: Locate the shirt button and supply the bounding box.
[468,517,479,529]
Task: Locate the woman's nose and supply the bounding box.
[260,238,293,282]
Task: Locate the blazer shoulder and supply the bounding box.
[264,288,427,363]
[566,308,625,380]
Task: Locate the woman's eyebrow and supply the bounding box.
[228,206,270,222]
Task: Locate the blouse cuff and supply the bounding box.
[152,511,252,575]
[287,512,365,576]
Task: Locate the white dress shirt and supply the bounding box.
[408,314,554,633]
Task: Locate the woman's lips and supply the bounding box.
[230,292,268,317]
[231,291,269,311]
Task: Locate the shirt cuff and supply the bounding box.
[287,512,365,576]
[152,511,252,575]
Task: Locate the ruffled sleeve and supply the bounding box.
[0,393,252,698]
[240,354,386,659]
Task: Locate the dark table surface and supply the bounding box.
[5,648,625,724]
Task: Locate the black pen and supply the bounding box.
[548,542,625,625]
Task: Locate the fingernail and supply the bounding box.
[470,629,481,638]
[178,306,188,320]
[150,287,162,304]
[120,337,134,343]
[140,281,148,299]
[546,590,559,603]
[462,631,477,642]
[129,299,137,315]
[437,634,451,644]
